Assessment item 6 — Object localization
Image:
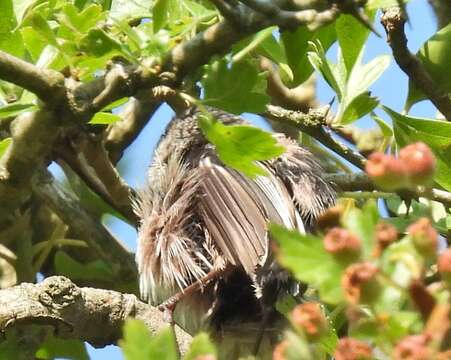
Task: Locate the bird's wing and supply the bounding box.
[197,155,302,274]
[270,135,336,228]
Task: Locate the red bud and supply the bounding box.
[399,142,436,187]
[365,152,407,190]
[291,302,327,340]
[407,218,438,260]
[334,337,372,360]
[342,262,380,304]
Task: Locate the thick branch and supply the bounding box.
[0,111,62,224]
[105,97,161,164]
[381,7,451,120]
[0,276,191,350]
[0,50,65,104]
[32,172,137,282]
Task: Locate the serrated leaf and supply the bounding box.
[341,93,379,124]
[79,28,125,57]
[0,103,36,119]
[384,106,451,191]
[232,26,277,63]
[110,0,152,20]
[371,113,393,138]
[308,41,342,98]
[336,10,376,74]
[35,337,89,360]
[202,59,270,114]
[120,320,178,360]
[283,24,336,86]
[184,333,217,360]
[0,0,24,57]
[270,224,345,304]
[20,26,47,61]
[0,138,12,158]
[199,114,285,178]
[406,22,451,110]
[152,0,182,32]
[59,3,105,35]
[28,12,59,48]
[89,111,121,124]
[336,54,390,124]
[378,237,423,311]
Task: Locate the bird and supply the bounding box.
[133,107,335,357]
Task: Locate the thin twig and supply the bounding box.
[325,172,451,208]
[381,7,451,120]
[265,105,367,169]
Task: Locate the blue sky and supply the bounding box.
[84,1,438,358]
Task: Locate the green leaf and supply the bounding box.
[198,114,285,178]
[385,106,451,191]
[12,0,37,24]
[89,111,121,124]
[282,24,336,85]
[378,237,423,311]
[59,3,105,35]
[202,59,270,114]
[120,320,178,360]
[20,26,47,61]
[341,201,379,259]
[232,26,277,63]
[110,0,152,20]
[0,103,36,119]
[270,224,345,304]
[0,0,24,57]
[0,138,12,158]
[319,326,339,355]
[54,250,114,282]
[184,333,217,360]
[371,113,393,138]
[384,106,451,148]
[28,12,59,48]
[257,31,286,65]
[101,97,129,111]
[336,54,390,124]
[336,9,376,74]
[79,28,125,57]
[406,22,451,110]
[308,41,343,98]
[35,337,89,360]
[152,0,182,32]
[341,93,379,124]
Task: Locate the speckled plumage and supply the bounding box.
[134,107,335,339]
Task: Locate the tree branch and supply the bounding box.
[265,105,366,169]
[32,172,137,283]
[0,50,65,104]
[0,276,191,350]
[0,111,62,224]
[326,172,451,208]
[381,7,451,120]
[105,97,161,164]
